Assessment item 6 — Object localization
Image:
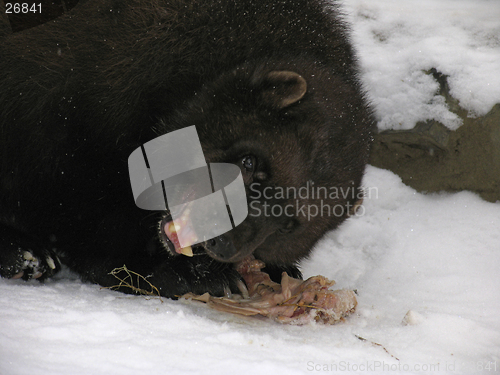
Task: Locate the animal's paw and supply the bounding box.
[0,247,61,281]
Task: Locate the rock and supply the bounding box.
[370,69,500,202]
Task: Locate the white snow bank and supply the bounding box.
[343,0,500,130]
[2,166,499,375]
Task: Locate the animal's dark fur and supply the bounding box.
[0,0,374,298]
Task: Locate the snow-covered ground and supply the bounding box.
[2,166,499,375]
[1,1,500,374]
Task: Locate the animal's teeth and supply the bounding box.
[168,222,176,233]
[180,246,193,257]
[174,223,181,231]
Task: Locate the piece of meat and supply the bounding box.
[181,256,357,325]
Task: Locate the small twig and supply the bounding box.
[104,265,162,301]
[355,335,400,361]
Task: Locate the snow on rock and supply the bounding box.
[343,0,500,130]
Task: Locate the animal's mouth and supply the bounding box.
[158,211,199,257]
[158,207,245,263]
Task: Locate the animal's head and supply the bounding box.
[156,59,373,265]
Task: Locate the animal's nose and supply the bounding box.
[204,234,238,261]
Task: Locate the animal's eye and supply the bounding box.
[241,155,256,173]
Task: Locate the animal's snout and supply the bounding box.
[204,235,239,262]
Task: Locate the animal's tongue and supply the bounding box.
[164,219,196,257]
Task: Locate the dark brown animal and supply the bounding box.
[0,0,374,298]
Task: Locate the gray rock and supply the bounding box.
[370,69,500,202]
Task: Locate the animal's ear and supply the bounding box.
[261,71,307,109]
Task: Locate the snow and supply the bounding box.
[344,0,500,130]
[2,1,500,374]
[2,166,499,375]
